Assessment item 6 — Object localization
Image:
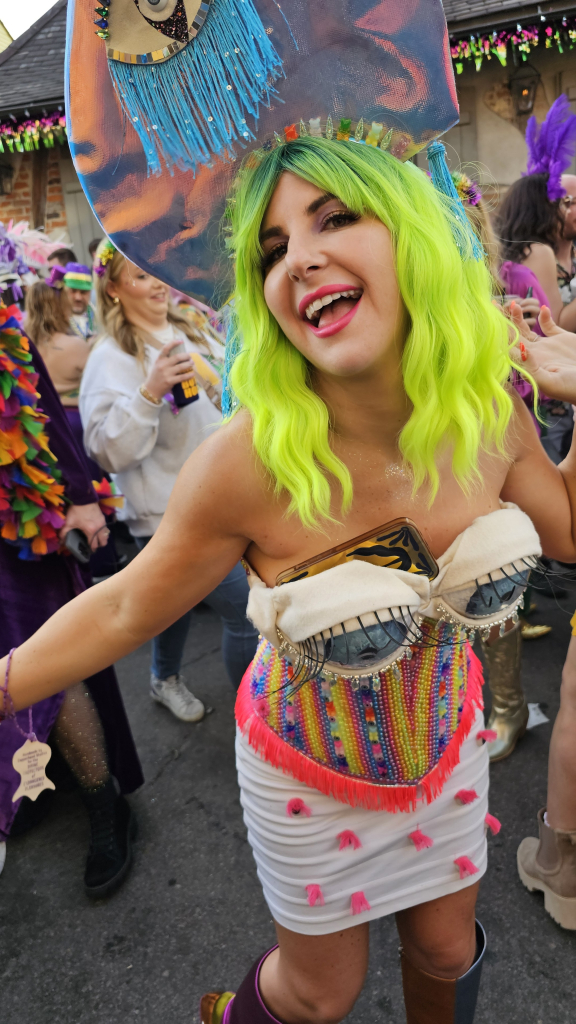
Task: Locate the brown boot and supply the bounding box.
[401,921,486,1023]
[481,623,528,762]
[517,808,576,929]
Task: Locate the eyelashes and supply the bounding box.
[260,209,360,271]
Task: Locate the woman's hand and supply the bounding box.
[60,502,109,552]
[144,341,196,401]
[507,295,541,327]
[510,304,576,404]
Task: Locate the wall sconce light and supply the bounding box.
[510,63,541,116]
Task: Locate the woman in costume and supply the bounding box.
[8,0,576,1018]
[497,95,576,332]
[0,306,143,895]
[79,247,257,718]
[5,132,576,1020]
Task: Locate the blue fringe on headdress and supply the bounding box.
[221,303,240,418]
[108,0,284,175]
[427,140,482,261]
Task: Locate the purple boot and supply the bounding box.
[200,947,283,1024]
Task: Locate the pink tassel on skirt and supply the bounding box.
[286,798,311,817]
[485,812,501,835]
[306,884,325,907]
[455,789,479,805]
[337,830,362,850]
[351,891,371,915]
[409,829,434,851]
[454,856,479,879]
[477,729,497,743]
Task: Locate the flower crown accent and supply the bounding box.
[259,118,415,161]
[451,172,482,208]
[94,239,117,278]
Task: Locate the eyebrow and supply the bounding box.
[259,192,337,244]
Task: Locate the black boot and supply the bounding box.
[80,778,136,898]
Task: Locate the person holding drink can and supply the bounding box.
[79,242,258,722]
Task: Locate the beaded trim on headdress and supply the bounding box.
[0,308,67,560]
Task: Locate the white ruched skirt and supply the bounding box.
[236,708,490,935]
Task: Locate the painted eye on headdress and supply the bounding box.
[134,0,190,41]
[136,0,174,17]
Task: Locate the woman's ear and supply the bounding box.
[105,282,117,300]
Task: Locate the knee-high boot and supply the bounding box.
[401,921,486,1024]
[481,622,528,761]
[201,948,285,1024]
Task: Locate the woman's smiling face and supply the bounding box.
[260,172,407,379]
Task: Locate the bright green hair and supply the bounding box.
[227,136,515,528]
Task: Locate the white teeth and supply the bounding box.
[304,289,362,321]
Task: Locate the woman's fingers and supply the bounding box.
[509,303,536,341]
[538,306,562,336]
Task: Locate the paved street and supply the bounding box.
[2,581,576,1024]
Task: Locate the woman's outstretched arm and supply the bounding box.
[0,422,253,713]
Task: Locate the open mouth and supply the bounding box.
[298,285,363,337]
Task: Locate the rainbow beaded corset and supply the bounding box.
[237,628,484,812]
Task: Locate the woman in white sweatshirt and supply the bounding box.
[79,245,257,722]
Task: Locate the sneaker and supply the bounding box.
[80,778,136,899]
[150,673,205,722]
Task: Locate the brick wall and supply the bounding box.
[0,153,32,224]
[0,147,67,231]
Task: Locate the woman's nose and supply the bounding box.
[285,239,327,282]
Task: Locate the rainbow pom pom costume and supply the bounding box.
[0,309,66,559]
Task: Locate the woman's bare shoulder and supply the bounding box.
[525,243,557,269]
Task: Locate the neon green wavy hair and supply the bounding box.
[227,137,515,528]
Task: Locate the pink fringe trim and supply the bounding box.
[409,828,434,851]
[454,856,479,879]
[235,646,484,814]
[306,884,325,907]
[337,829,362,851]
[286,798,311,818]
[455,789,479,805]
[477,729,497,743]
[485,812,501,835]
[351,891,371,915]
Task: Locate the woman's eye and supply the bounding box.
[261,242,287,271]
[323,210,360,230]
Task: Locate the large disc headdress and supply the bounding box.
[67,0,461,305]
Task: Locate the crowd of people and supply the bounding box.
[3,1,576,1019]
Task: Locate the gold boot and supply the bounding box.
[481,622,528,762]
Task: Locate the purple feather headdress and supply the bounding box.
[525,94,576,201]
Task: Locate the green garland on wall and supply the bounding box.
[0,110,66,154]
[451,15,576,73]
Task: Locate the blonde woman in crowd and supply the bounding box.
[79,243,257,721]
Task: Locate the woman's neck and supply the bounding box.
[126,310,170,335]
[314,353,410,453]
